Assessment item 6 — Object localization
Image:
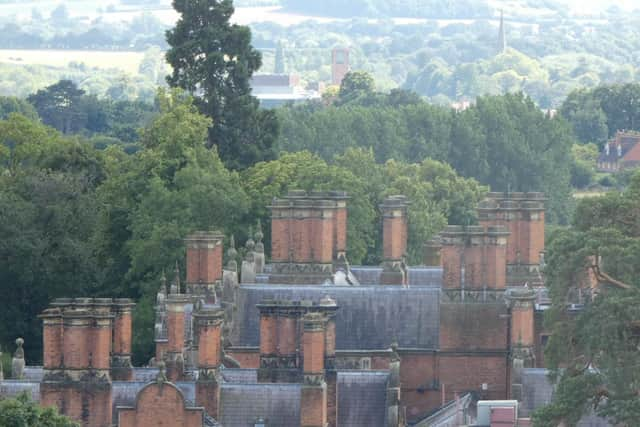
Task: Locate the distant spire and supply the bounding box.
[498,9,507,54]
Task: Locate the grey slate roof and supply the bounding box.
[0,380,39,401]
[337,371,389,427]
[220,368,258,384]
[23,366,44,381]
[350,267,443,287]
[520,369,611,427]
[232,285,440,350]
[218,383,301,427]
[133,367,159,382]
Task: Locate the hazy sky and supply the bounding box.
[562,0,637,13]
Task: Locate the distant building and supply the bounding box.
[498,10,507,54]
[597,131,640,172]
[250,73,320,108]
[331,47,350,86]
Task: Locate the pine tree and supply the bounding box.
[165,0,279,169]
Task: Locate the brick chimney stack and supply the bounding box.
[185,231,224,300]
[39,298,114,427]
[269,190,349,284]
[111,299,135,380]
[301,313,328,427]
[380,195,409,285]
[165,294,189,382]
[478,192,545,286]
[440,226,465,289]
[194,304,225,419]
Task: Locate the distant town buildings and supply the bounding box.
[597,131,640,172]
[250,73,320,108]
[331,47,350,86]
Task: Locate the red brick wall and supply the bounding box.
[198,324,221,368]
[293,216,312,262]
[310,215,334,264]
[383,214,407,260]
[526,211,544,265]
[92,321,112,369]
[278,316,298,356]
[334,206,347,254]
[118,383,203,427]
[464,244,484,289]
[167,310,185,353]
[511,306,534,347]
[62,323,91,369]
[226,350,260,368]
[43,318,62,369]
[196,381,219,420]
[271,217,290,262]
[301,385,327,427]
[41,386,112,427]
[326,374,337,427]
[155,341,168,362]
[438,355,508,402]
[303,330,325,373]
[259,315,277,355]
[113,310,132,355]
[485,240,507,289]
[439,304,509,351]
[441,245,463,289]
[400,353,441,420]
[186,243,222,284]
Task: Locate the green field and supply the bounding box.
[0,49,146,75]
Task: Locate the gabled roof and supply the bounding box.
[232,285,440,350]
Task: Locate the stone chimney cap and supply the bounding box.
[319,295,337,307]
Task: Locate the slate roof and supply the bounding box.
[351,267,443,287]
[218,383,301,427]
[232,285,440,350]
[220,368,258,384]
[0,380,39,401]
[337,371,389,427]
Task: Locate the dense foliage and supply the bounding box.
[166,0,279,169]
[561,83,640,146]
[534,173,640,426]
[279,83,575,223]
[0,393,78,427]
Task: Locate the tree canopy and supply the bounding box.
[534,171,640,426]
[165,0,279,169]
[0,393,78,427]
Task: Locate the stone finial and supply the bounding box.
[156,361,168,384]
[227,235,238,271]
[160,269,168,294]
[245,226,255,258]
[254,220,264,253]
[12,338,25,379]
[170,261,181,294]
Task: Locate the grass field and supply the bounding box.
[0,49,145,75]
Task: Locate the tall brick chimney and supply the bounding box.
[185,231,224,300]
[440,226,465,289]
[39,298,114,427]
[165,294,189,382]
[301,313,328,427]
[440,225,509,290]
[257,300,301,382]
[478,192,545,286]
[269,191,349,284]
[380,195,409,285]
[111,299,135,380]
[194,304,225,419]
[507,287,537,401]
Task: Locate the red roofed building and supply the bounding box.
[597,131,640,172]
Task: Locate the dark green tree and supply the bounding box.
[27,80,87,134]
[165,0,279,169]
[338,71,376,104]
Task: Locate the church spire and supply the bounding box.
[498,9,507,54]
